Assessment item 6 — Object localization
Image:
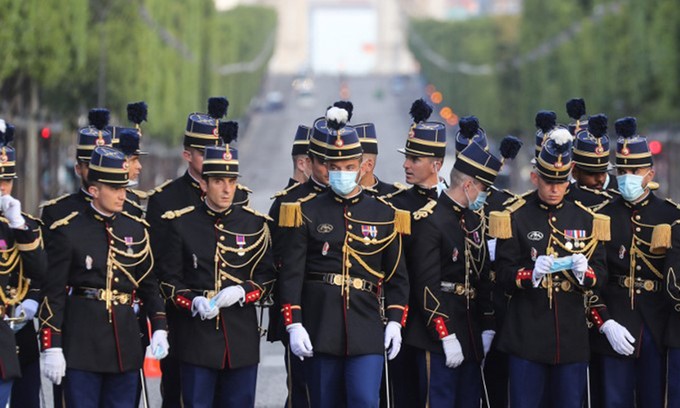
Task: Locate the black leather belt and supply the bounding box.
[307,273,380,295]
[440,281,477,298]
[72,287,134,305]
[610,276,661,292]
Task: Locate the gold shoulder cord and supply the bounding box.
[0,245,28,307]
[462,211,487,309]
[626,216,665,309]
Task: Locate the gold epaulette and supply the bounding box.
[607,188,620,196]
[666,198,680,210]
[237,184,253,193]
[651,223,672,255]
[488,197,526,239]
[21,212,44,226]
[124,197,145,212]
[393,182,408,190]
[49,212,78,230]
[270,182,301,200]
[279,193,316,228]
[242,206,273,222]
[146,179,172,197]
[502,190,531,207]
[161,206,195,220]
[413,200,437,221]
[39,194,70,209]
[376,196,411,235]
[591,199,611,213]
[129,188,149,200]
[580,185,613,198]
[574,200,611,242]
[121,211,150,227]
[381,185,409,200]
[648,181,660,191]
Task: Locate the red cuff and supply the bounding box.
[401,305,409,327]
[585,267,596,281]
[281,304,301,326]
[244,289,262,304]
[516,268,533,288]
[175,294,192,310]
[432,316,449,339]
[589,308,605,329]
[41,328,61,349]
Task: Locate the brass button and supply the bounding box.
[221,250,226,254]
[219,224,224,229]
[113,301,119,306]
[635,215,641,220]
[635,289,641,294]
[219,236,225,241]
[347,212,352,217]
[113,266,118,270]
[348,225,353,230]
[635,227,641,232]
[636,266,642,271]
[112,289,118,294]
[346,261,352,268]
[551,217,557,222]
[221,263,226,268]
[114,277,119,282]
[109,240,114,245]
[348,238,353,243]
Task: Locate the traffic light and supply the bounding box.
[40,127,51,140]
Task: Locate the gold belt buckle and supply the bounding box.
[541,279,549,289]
[97,289,111,302]
[332,274,343,286]
[455,285,465,295]
[623,276,632,288]
[560,281,572,292]
[352,278,363,290]
[643,280,655,292]
[118,294,130,305]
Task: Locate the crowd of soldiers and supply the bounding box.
[0,94,678,408]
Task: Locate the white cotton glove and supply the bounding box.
[532,255,553,287]
[212,286,246,309]
[287,323,313,360]
[41,348,66,385]
[384,321,402,361]
[1,195,25,229]
[600,320,636,356]
[191,296,219,320]
[482,330,495,357]
[14,299,39,321]
[150,330,170,360]
[571,253,589,284]
[441,334,464,368]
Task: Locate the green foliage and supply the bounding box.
[409,0,680,139]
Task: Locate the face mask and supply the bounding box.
[464,182,487,210]
[329,170,359,196]
[617,173,647,202]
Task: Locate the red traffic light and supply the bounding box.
[649,140,662,155]
[40,127,51,139]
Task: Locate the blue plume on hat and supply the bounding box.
[588,114,608,138]
[458,116,480,140]
[208,97,229,120]
[566,98,586,120]
[88,109,110,130]
[500,135,523,160]
[409,99,432,124]
[333,101,354,122]
[219,121,238,144]
[326,106,349,131]
[535,110,557,133]
[118,128,139,156]
[615,117,637,138]
[127,101,148,125]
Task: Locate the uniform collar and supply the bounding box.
[88,203,116,223]
[623,190,653,210]
[534,191,565,212]
[332,189,365,205]
[79,187,93,202]
[182,170,203,196]
[413,184,438,200]
[440,191,464,213]
[307,177,328,193]
[202,200,233,219]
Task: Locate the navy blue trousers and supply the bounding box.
[668,348,680,408]
[284,344,310,408]
[304,353,383,408]
[508,355,587,408]
[160,355,183,408]
[10,360,40,408]
[0,379,12,407]
[180,362,257,408]
[416,350,481,408]
[599,325,665,408]
[64,368,138,408]
[482,348,509,408]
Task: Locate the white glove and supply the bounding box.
[14,299,39,321]
[41,348,66,385]
[600,320,636,356]
[481,330,495,357]
[571,254,588,284]
[384,321,402,361]
[150,330,170,360]
[1,195,25,229]
[532,255,553,287]
[191,296,219,320]
[212,286,246,309]
[441,334,464,368]
[287,323,313,360]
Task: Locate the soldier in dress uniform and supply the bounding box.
[354,122,405,197]
[587,117,680,408]
[277,105,410,408]
[110,101,150,217]
[490,127,609,408]
[268,122,328,408]
[408,138,518,407]
[158,127,275,407]
[288,124,312,187]
[662,222,680,407]
[383,99,447,408]
[0,121,47,407]
[145,97,247,407]
[40,109,113,232]
[38,146,169,407]
[565,114,617,210]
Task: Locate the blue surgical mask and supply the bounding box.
[465,183,488,211]
[617,173,647,202]
[329,170,359,196]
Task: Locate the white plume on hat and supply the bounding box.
[549,128,572,146]
[0,119,5,134]
[326,107,348,126]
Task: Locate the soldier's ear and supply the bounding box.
[87,184,99,198]
[198,177,208,193]
[530,171,539,187]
